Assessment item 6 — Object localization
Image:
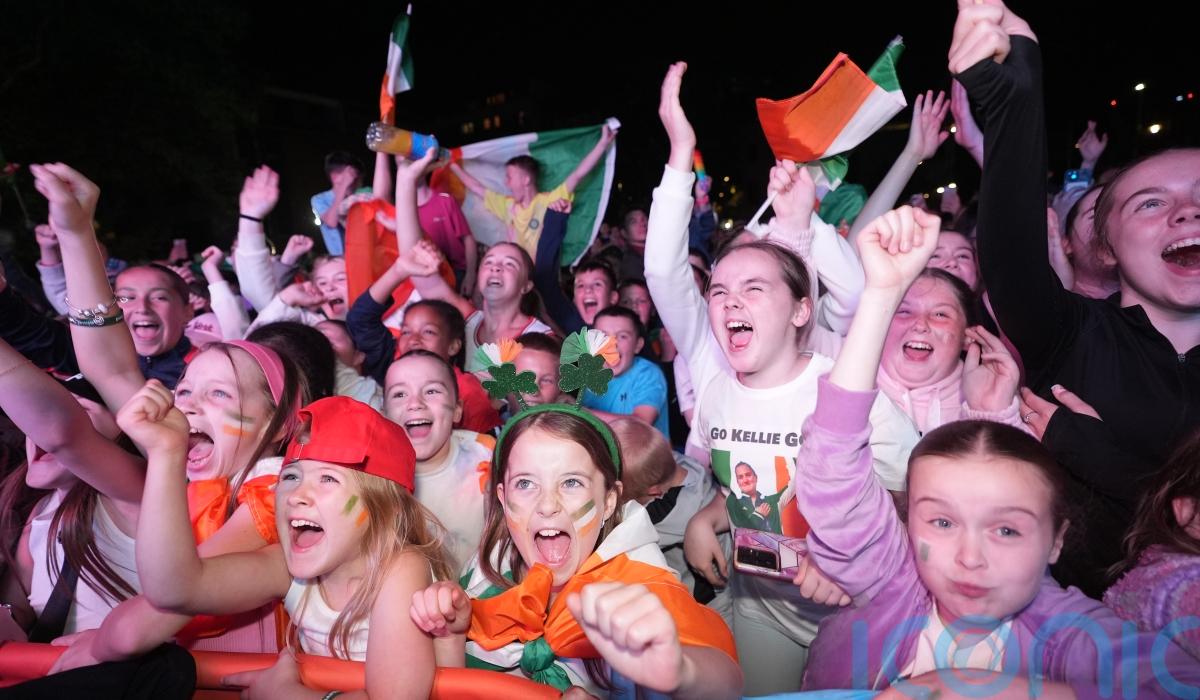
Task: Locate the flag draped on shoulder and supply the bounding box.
[379,5,415,124]
[756,36,905,190]
[430,120,618,266]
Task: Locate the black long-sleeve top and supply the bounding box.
[959,37,1200,597]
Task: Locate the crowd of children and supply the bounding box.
[1,2,1198,698]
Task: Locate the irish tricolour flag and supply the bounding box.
[756,37,905,190]
[432,118,619,265]
[378,6,414,125]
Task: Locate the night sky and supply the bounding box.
[1,1,1196,260]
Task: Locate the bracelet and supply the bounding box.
[68,309,125,327]
[63,295,125,320]
[320,692,343,700]
[239,213,263,222]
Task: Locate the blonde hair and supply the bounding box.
[287,469,454,660]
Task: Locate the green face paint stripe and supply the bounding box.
[570,499,595,521]
[222,409,257,424]
[919,541,930,562]
[342,494,359,516]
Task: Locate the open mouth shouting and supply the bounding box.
[130,319,162,344]
[403,418,434,440]
[1162,237,1200,271]
[289,517,326,553]
[902,340,934,361]
[187,427,216,477]
[533,528,573,567]
[726,320,754,351]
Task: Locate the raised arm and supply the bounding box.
[372,151,393,203]
[30,163,144,412]
[952,5,1076,379]
[200,246,250,340]
[232,167,283,312]
[562,125,617,193]
[532,204,584,334]
[0,337,145,505]
[448,161,487,199]
[849,90,949,241]
[120,380,289,614]
[0,272,80,376]
[800,206,941,600]
[644,62,722,381]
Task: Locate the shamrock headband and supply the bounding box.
[477,328,622,476]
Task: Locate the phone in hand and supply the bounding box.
[732,527,808,581]
[1063,169,1091,194]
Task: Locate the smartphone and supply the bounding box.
[732,527,808,581]
[1063,169,1091,194]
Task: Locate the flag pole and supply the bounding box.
[746,191,777,236]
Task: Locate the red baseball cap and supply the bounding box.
[283,397,415,492]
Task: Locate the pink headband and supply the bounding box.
[224,340,286,405]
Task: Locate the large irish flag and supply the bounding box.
[431,119,619,266]
[756,37,905,189]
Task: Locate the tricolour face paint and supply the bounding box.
[572,499,598,539]
[919,540,931,562]
[220,410,258,438]
[342,494,359,516]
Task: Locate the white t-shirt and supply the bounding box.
[414,430,494,572]
[28,490,141,635]
[645,163,919,644]
[284,579,369,661]
[462,311,553,373]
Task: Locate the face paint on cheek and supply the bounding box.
[918,540,931,562]
[355,508,369,528]
[342,495,359,516]
[571,499,598,539]
[220,410,257,438]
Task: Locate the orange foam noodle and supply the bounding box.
[0,642,557,698]
[755,53,875,162]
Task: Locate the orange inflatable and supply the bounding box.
[0,641,559,699]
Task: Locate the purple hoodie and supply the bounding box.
[797,376,1200,699]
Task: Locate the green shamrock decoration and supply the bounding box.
[481,363,539,405]
[558,352,613,397]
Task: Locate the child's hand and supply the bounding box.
[395,240,442,279]
[35,224,60,251]
[791,557,851,607]
[768,160,816,227]
[410,581,472,637]
[567,582,689,694]
[904,90,950,163]
[948,0,1037,75]
[395,148,438,188]
[962,326,1021,413]
[949,80,985,165]
[279,280,326,309]
[221,649,305,700]
[117,379,189,455]
[49,630,104,673]
[199,246,225,284]
[239,166,279,220]
[856,205,941,293]
[279,235,314,267]
[1019,384,1102,441]
[683,516,728,587]
[657,62,696,172]
[30,163,100,238]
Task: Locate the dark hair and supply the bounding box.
[594,304,645,340]
[324,151,363,177]
[246,322,335,401]
[504,155,539,182]
[713,239,811,302]
[478,410,624,590]
[122,264,191,308]
[515,331,562,356]
[708,223,751,259]
[622,207,648,228]
[611,417,675,502]
[394,348,460,402]
[617,277,649,296]
[910,268,978,326]
[1113,428,1200,577]
[195,341,310,512]
[405,299,467,368]
[1094,148,1200,253]
[907,421,1073,533]
[574,259,617,292]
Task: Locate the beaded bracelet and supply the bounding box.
[63,295,126,321]
[67,309,125,327]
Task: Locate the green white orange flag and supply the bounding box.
[756,36,905,190]
[378,6,414,125]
